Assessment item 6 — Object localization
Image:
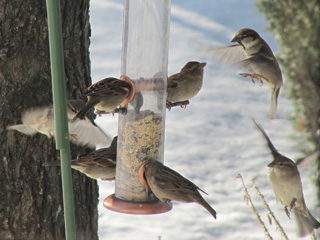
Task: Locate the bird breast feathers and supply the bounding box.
[241,37,262,54]
[270,170,303,204]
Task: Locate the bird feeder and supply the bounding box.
[104,0,172,214]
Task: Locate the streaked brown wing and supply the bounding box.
[154,165,207,195]
[84,77,130,97]
[168,73,183,89]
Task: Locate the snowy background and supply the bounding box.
[89,0,319,239]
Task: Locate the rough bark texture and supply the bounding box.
[0,0,99,239]
[256,0,320,198]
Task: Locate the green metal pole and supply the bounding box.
[46,0,76,239]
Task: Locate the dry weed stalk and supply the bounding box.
[236,173,273,240]
[251,178,289,240]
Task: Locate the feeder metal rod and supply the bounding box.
[45,0,76,239]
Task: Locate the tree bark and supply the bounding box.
[0,0,98,239]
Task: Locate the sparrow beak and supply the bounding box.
[267,161,276,168]
[231,36,240,43]
[200,62,207,68]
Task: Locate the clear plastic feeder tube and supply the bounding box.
[117,0,170,200]
[104,0,172,213]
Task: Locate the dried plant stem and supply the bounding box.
[236,174,273,240]
[310,231,317,240]
[252,180,289,240]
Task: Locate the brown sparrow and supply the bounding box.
[209,28,283,119]
[167,61,206,108]
[253,119,320,236]
[74,76,135,120]
[138,159,217,219]
[7,100,112,148]
[46,136,117,180]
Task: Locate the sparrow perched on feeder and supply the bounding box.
[167,61,206,109]
[46,136,117,180]
[138,159,217,219]
[253,119,320,237]
[74,76,135,120]
[7,99,112,148]
[208,28,283,119]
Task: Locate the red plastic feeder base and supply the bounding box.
[104,194,173,215]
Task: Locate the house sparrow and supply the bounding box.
[138,159,217,219]
[209,28,283,119]
[7,100,112,148]
[74,76,135,120]
[167,61,206,108]
[46,136,117,180]
[253,119,320,237]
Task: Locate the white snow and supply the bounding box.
[89,0,319,239]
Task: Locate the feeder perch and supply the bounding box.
[104,0,172,214]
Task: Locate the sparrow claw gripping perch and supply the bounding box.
[180,100,190,109]
[166,101,173,110]
[166,100,190,110]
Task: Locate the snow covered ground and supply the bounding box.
[89,0,319,239]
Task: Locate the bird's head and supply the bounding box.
[231,28,261,50]
[268,156,298,176]
[181,61,207,75]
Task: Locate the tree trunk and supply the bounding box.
[0,0,98,239]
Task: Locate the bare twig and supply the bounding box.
[236,173,273,240]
